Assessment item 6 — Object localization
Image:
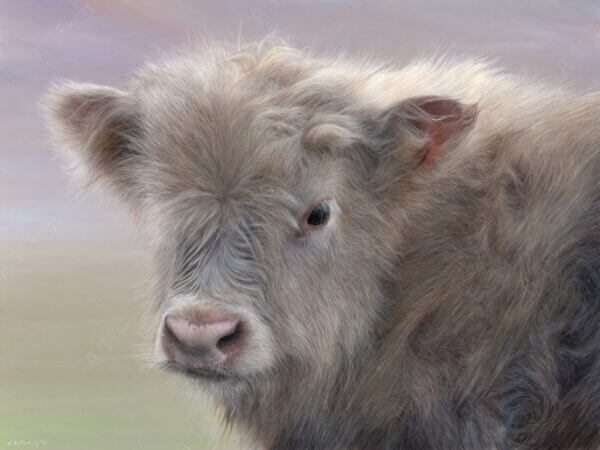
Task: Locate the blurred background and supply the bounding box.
[1,1,599,449]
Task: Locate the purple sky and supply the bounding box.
[1,0,599,241]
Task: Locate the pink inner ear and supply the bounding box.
[422,131,444,166]
[412,97,477,166]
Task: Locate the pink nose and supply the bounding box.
[162,310,243,372]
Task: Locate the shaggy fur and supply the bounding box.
[44,39,600,449]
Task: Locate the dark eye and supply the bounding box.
[306,202,330,227]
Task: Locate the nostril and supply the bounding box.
[216,320,244,352]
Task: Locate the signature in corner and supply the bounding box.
[5,440,48,448]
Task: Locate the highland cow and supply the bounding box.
[44,40,600,448]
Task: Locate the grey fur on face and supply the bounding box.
[44,39,600,448]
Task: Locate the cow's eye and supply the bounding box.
[306,202,330,227]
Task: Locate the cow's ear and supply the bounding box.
[43,82,141,195]
[376,96,477,168]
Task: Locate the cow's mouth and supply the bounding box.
[158,359,232,382]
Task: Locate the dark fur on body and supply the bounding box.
[43,40,600,448]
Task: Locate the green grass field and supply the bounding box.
[0,242,240,450]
